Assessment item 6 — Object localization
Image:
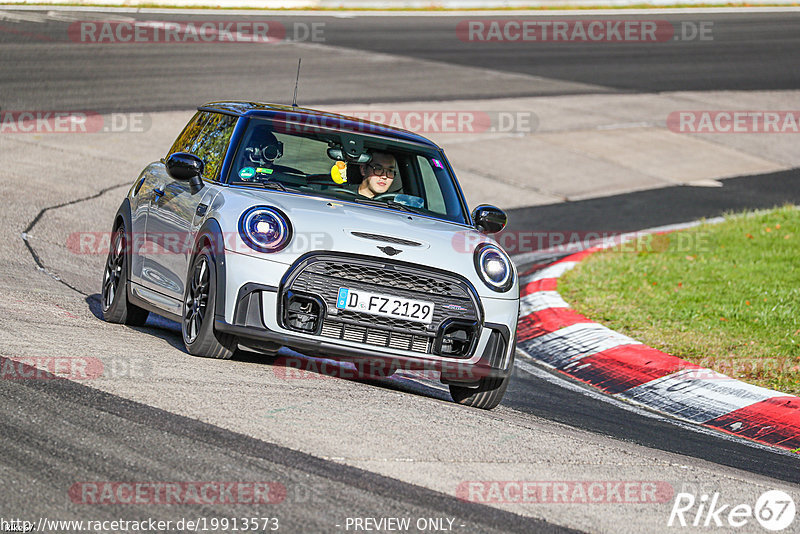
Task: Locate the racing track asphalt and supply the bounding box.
[3,9,800,531]
[0,355,565,533]
[505,168,800,235]
[0,11,798,112]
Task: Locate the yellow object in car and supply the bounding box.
[331,161,347,184]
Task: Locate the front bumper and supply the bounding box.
[218,250,519,383]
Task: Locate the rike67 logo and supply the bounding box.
[668,490,795,531]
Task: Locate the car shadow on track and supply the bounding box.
[249,348,454,403]
[87,293,190,353]
[86,293,452,403]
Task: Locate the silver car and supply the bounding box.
[101,102,519,409]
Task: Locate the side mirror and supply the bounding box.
[472,204,507,234]
[166,152,204,191]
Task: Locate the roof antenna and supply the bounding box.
[292,58,302,108]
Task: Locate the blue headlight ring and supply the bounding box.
[238,206,292,253]
[474,243,513,292]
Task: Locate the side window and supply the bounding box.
[167,111,237,183]
[191,113,237,182]
[168,111,207,156]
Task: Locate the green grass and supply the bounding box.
[559,206,800,395]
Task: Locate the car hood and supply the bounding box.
[211,188,517,299]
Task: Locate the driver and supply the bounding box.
[357,152,398,199]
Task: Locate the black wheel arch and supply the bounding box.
[191,218,228,322]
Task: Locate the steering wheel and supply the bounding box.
[372,192,398,202]
[331,188,359,198]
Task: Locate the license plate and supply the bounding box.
[336,288,435,324]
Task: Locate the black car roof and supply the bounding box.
[198,101,440,149]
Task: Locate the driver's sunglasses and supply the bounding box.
[366,163,397,179]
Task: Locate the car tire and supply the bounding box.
[182,247,238,360]
[101,223,149,326]
[449,374,510,410]
[449,336,516,410]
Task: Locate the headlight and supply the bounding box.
[474,243,513,292]
[238,206,291,252]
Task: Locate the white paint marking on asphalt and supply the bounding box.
[0,9,136,22]
[596,121,656,130]
[0,9,50,22]
[519,290,570,315]
[619,368,789,424]
[519,322,640,368]
[685,179,724,187]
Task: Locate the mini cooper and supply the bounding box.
[102,102,519,409]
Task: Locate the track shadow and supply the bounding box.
[85,292,451,402]
[506,168,800,234]
[262,349,452,403]
[87,292,186,353]
[85,294,103,320]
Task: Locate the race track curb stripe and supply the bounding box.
[515,248,800,452]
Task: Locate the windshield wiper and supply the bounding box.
[386,200,423,214]
[230,180,288,192]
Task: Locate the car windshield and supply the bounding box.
[226,118,469,225]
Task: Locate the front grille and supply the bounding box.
[338,309,429,335]
[321,321,343,338]
[283,254,481,356]
[295,261,467,299]
[320,319,433,354]
[342,324,367,342]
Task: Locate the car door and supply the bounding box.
[141,111,237,302]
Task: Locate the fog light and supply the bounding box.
[282,291,322,333]
[436,320,478,357]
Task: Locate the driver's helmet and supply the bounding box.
[245,127,283,166]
